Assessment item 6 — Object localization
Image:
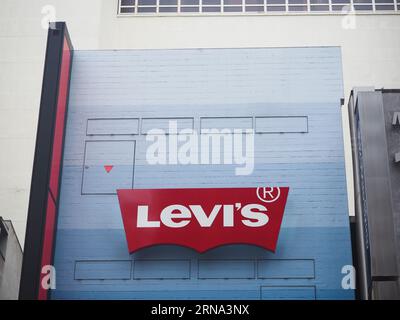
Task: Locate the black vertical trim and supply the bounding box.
[19,22,73,300]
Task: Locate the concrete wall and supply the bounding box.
[381,91,400,298]
[0,220,23,300]
[0,0,400,245]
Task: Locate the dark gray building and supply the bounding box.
[0,217,23,299]
[348,88,400,300]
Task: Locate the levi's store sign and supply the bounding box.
[117,187,289,253]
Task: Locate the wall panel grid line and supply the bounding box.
[257,259,316,279]
[255,116,309,134]
[72,258,316,280]
[197,259,257,279]
[199,116,254,133]
[74,260,133,280]
[85,116,309,136]
[80,140,136,195]
[260,285,317,300]
[132,259,192,279]
[86,118,140,136]
[118,0,399,15]
[140,117,195,135]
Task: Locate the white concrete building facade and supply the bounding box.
[0,0,399,245]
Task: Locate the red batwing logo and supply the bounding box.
[117,187,289,253]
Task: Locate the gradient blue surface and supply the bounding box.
[51,47,354,300]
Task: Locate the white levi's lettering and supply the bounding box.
[136,203,269,228]
[241,204,269,227]
[223,205,234,227]
[160,205,191,228]
[189,205,221,227]
[137,205,160,228]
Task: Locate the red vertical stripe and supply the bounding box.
[38,194,56,300]
[39,38,71,300]
[49,38,71,197]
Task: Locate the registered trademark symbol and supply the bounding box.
[256,187,281,203]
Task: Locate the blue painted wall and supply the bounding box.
[52,47,354,300]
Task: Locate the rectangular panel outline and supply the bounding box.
[86,118,140,136]
[74,260,132,280]
[199,116,254,134]
[197,259,256,280]
[255,116,309,134]
[256,259,316,279]
[80,140,136,195]
[260,285,317,300]
[132,259,192,280]
[140,117,195,135]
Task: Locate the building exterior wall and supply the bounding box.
[0,219,23,300]
[348,89,400,299]
[0,1,399,249]
[372,91,400,299]
[46,46,355,299]
[382,92,400,279]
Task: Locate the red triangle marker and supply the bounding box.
[104,165,113,173]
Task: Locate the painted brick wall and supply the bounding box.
[52,47,354,299]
